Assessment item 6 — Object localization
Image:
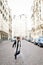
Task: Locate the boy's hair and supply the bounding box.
[17,37,20,40]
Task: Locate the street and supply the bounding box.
[0,40,43,65]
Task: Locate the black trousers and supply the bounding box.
[14,50,20,59]
[15,50,20,56]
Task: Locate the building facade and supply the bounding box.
[8,9,12,40]
[31,0,43,39]
[0,0,12,41]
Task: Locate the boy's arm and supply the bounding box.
[12,40,16,47]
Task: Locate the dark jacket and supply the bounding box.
[12,40,16,47]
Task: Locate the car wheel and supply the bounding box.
[38,43,41,47]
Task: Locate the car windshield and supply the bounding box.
[39,37,43,41]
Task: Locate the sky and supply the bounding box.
[7,0,33,16]
[7,0,34,37]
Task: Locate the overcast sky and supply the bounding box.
[7,0,34,36]
[8,0,33,15]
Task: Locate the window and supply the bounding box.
[9,15,10,18]
[1,11,2,13]
[6,12,7,15]
[4,16,6,20]
[5,9,6,12]
[3,6,4,9]
[0,1,2,6]
[39,0,41,4]
[36,2,38,6]
[3,14,4,17]
[4,16,7,21]
[4,10,7,15]
[0,10,2,14]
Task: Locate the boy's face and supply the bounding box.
[17,39,20,41]
[17,37,20,40]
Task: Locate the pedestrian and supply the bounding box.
[12,36,21,59]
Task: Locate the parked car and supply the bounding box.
[25,37,29,41]
[34,38,39,45]
[38,37,43,47]
[31,38,35,43]
[26,38,29,41]
[28,38,33,42]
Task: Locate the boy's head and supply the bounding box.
[17,37,20,40]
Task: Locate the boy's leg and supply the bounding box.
[16,50,20,55]
[14,52,17,59]
[14,50,20,59]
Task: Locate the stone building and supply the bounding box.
[0,0,12,41]
[31,0,43,39]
